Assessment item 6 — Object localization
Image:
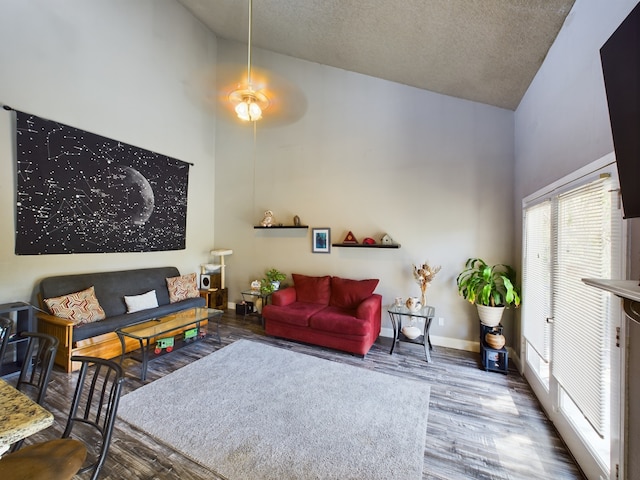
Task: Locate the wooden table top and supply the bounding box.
[0,379,54,455]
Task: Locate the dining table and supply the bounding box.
[0,378,54,455]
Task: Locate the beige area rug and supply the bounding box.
[117,340,430,479]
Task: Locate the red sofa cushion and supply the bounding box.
[261,302,325,327]
[292,274,331,305]
[329,277,379,309]
[309,306,371,336]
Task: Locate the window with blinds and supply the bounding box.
[522,200,552,363]
[523,174,621,438]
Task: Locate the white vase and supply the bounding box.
[405,297,422,313]
[401,325,421,340]
[476,305,505,326]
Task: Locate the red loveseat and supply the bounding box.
[262,274,382,356]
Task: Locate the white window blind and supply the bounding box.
[551,176,618,437]
[522,200,552,362]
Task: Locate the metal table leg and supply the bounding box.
[139,338,149,381]
[388,311,399,354]
[117,333,126,366]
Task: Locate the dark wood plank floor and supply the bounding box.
[12,312,585,479]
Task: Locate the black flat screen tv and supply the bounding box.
[600,1,640,219]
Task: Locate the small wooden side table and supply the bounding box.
[199,288,228,310]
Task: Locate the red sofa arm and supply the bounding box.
[356,294,382,322]
[271,286,297,306]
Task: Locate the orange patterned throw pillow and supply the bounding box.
[44,286,106,326]
[166,273,199,303]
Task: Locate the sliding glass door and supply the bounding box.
[522,157,623,480]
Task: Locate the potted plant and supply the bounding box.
[456,258,521,326]
[260,268,286,294]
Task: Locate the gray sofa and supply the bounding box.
[37,267,205,372]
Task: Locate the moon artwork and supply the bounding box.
[14,111,190,254]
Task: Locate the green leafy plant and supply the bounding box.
[456,258,521,307]
[265,268,286,284]
[260,268,286,294]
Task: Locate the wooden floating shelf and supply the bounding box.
[331,243,401,249]
[253,225,309,229]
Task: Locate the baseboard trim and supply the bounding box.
[380,327,479,353]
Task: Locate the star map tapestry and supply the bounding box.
[14,110,190,254]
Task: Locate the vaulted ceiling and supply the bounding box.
[178,0,575,111]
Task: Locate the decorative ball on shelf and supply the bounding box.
[485,330,506,349]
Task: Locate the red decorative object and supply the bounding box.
[342,231,358,243]
[362,237,376,245]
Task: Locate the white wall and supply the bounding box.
[514,0,640,342]
[0,0,217,303]
[215,39,515,345]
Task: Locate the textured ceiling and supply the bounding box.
[178,0,575,111]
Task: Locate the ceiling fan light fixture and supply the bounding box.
[229,88,269,122]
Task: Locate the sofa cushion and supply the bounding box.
[44,286,106,326]
[329,277,379,309]
[40,267,182,318]
[166,273,199,303]
[292,274,331,305]
[124,290,159,313]
[72,296,206,343]
[261,302,325,328]
[309,306,371,336]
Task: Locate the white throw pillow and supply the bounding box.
[124,290,159,313]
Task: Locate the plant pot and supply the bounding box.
[476,305,505,327]
[485,331,506,349]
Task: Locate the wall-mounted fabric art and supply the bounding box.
[13,110,191,254]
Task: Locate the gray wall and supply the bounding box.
[0,0,218,302]
[214,39,515,347]
[514,0,640,344]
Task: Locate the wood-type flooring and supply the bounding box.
[11,311,585,479]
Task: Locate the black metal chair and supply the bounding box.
[0,356,125,480]
[0,316,12,371]
[15,332,59,403]
[61,356,125,479]
[9,332,59,452]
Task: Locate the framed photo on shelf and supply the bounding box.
[312,228,331,253]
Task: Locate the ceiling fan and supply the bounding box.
[228,0,268,122]
[216,0,307,126]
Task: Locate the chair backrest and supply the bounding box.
[63,356,125,480]
[0,316,12,371]
[16,332,59,404]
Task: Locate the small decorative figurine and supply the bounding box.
[343,231,358,243]
[293,215,301,226]
[260,210,274,227]
[381,234,394,245]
